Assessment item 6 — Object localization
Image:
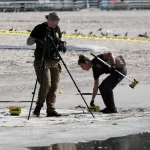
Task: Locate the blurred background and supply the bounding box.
[0,0,150,12]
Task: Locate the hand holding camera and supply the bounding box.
[58,40,67,53]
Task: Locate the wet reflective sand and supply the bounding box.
[28,132,150,150]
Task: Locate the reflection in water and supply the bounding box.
[28,132,150,150]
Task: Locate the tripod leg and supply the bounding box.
[28,78,38,120]
[60,60,95,118]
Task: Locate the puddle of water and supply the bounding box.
[28,132,150,150]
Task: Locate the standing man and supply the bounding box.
[27,12,66,117]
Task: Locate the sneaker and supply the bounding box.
[100,107,118,114]
[103,109,118,114]
[46,111,62,117]
[99,107,108,113]
[33,105,41,117]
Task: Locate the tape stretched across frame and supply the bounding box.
[0,30,30,35]
[0,30,150,42]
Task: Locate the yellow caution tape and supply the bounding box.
[0,30,30,35]
[0,30,150,42]
[63,33,150,42]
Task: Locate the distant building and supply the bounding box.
[0,0,85,11]
[0,0,150,11]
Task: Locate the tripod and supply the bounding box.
[28,30,95,120]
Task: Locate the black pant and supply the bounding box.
[99,67,127,110]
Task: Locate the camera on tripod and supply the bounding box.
[58,40,67,53]
[45,27,67,53]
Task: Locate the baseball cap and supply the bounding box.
[45,12,60,20]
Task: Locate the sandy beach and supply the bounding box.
[0,10,150,150]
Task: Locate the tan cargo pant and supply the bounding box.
[34,59,61,113]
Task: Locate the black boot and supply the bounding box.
[100,107,118,114]
[46,111,62,117]
[33,105,41,117]
[99,107,108,113]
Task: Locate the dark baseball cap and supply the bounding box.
[45,12,60,20]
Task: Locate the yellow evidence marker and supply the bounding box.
[59,90,64,94]
[9,106,21,115]
[88,106,100,112]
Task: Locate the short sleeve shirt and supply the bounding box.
[91,54,110,80]
[30,22,62,60]
[30,22,62,40]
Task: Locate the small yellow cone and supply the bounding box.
[59,90,64,94]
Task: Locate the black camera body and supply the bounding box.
[58,40,67,53]
[45,28,67,53]
[35,32,67,60]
